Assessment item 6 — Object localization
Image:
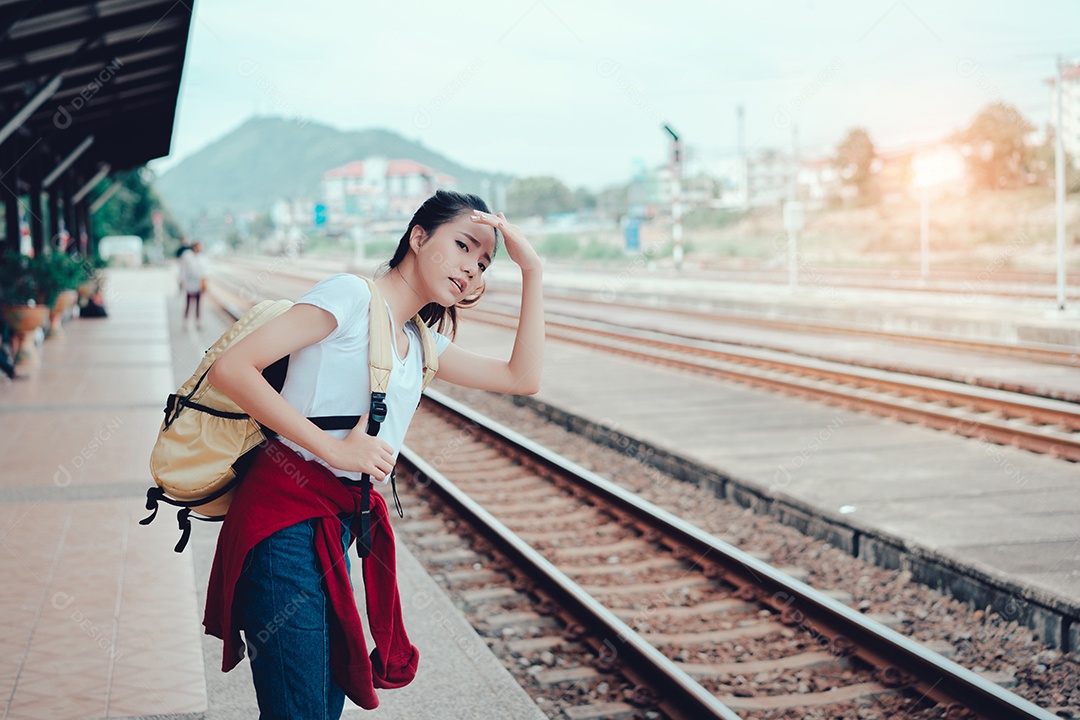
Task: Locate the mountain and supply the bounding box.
[154,115,510,226]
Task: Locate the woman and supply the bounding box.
[203,190,543,719]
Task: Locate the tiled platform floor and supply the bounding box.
[0,271,207,719]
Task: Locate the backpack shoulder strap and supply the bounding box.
[353,276,396,557]
[357,276,393,400]
[411,315,440,391]
[356,275,440,393]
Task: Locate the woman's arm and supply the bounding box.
[434,212,544,395]
[207,303,396,479]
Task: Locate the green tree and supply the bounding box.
[594,183,629,218]
[506,176,576,217]
[953,102,1034,190]
[833,127,878,203]
[251,210,274,239]
[572,186,597,210]
[91,167,182,244]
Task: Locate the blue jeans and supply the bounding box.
[237,517,353,720]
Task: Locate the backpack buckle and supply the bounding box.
[370,392,387,424]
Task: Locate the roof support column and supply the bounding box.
[63,174,76,254]
[47,186,60,252]
[2,156,20,254]
[29,174,44,258]
[76,194,90,257]
[72,164,107,258]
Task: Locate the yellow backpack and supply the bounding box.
[142,276,439,553]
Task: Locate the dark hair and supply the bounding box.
[377,189,498,340]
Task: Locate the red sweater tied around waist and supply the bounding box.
[202,438,419,710]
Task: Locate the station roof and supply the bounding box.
[0,0,194,178]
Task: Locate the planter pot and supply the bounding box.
[2,304,48,333]
[2,304,49,373]
[55,289,78,312]
[47,289,79,338]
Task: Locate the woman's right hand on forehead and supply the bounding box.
[322,412,396,480]
[471,211,540,272]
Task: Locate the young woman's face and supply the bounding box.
[414,212,497,306]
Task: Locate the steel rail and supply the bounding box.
[469,308,1080,460]
[398,446,743,720]
[481,284,1080,368]
[417,388,1057,720]
[213,257,1080,368]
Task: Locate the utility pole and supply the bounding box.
[784,125,803,292]
[920,189,930,283]
[1054,56,1068,310]
[736,105,747,208]
[663,124,683,270]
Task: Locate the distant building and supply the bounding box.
[875,147,915,203]
[1049,63,1080,170]
[796,156,843,209]
[639,165,673,215]
[746,149,793,209]
[269,198,316,252]
[722,138,987,211]
[627,164,717,219]
[321,157,456,229]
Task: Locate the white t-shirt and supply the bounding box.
[278,273,451,483]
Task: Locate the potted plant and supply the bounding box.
[77,252,108,302]
[45,253,88,337]
[0,251,39,305]
[0,251,50,372]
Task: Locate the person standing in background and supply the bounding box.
[176,235,192,259]
[178,241,206,327]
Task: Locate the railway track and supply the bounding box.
[687,260,1078,303]
[214,256,1079,369]
[694,260,1073,287]
[394,389,1055,719]
[212,257,1080,368]
[463,305,1080,463]
[206,264,1080,463]
[479,287,1080,372]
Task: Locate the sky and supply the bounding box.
[151,0,1080,190]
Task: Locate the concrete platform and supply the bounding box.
[0,267,543,720]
